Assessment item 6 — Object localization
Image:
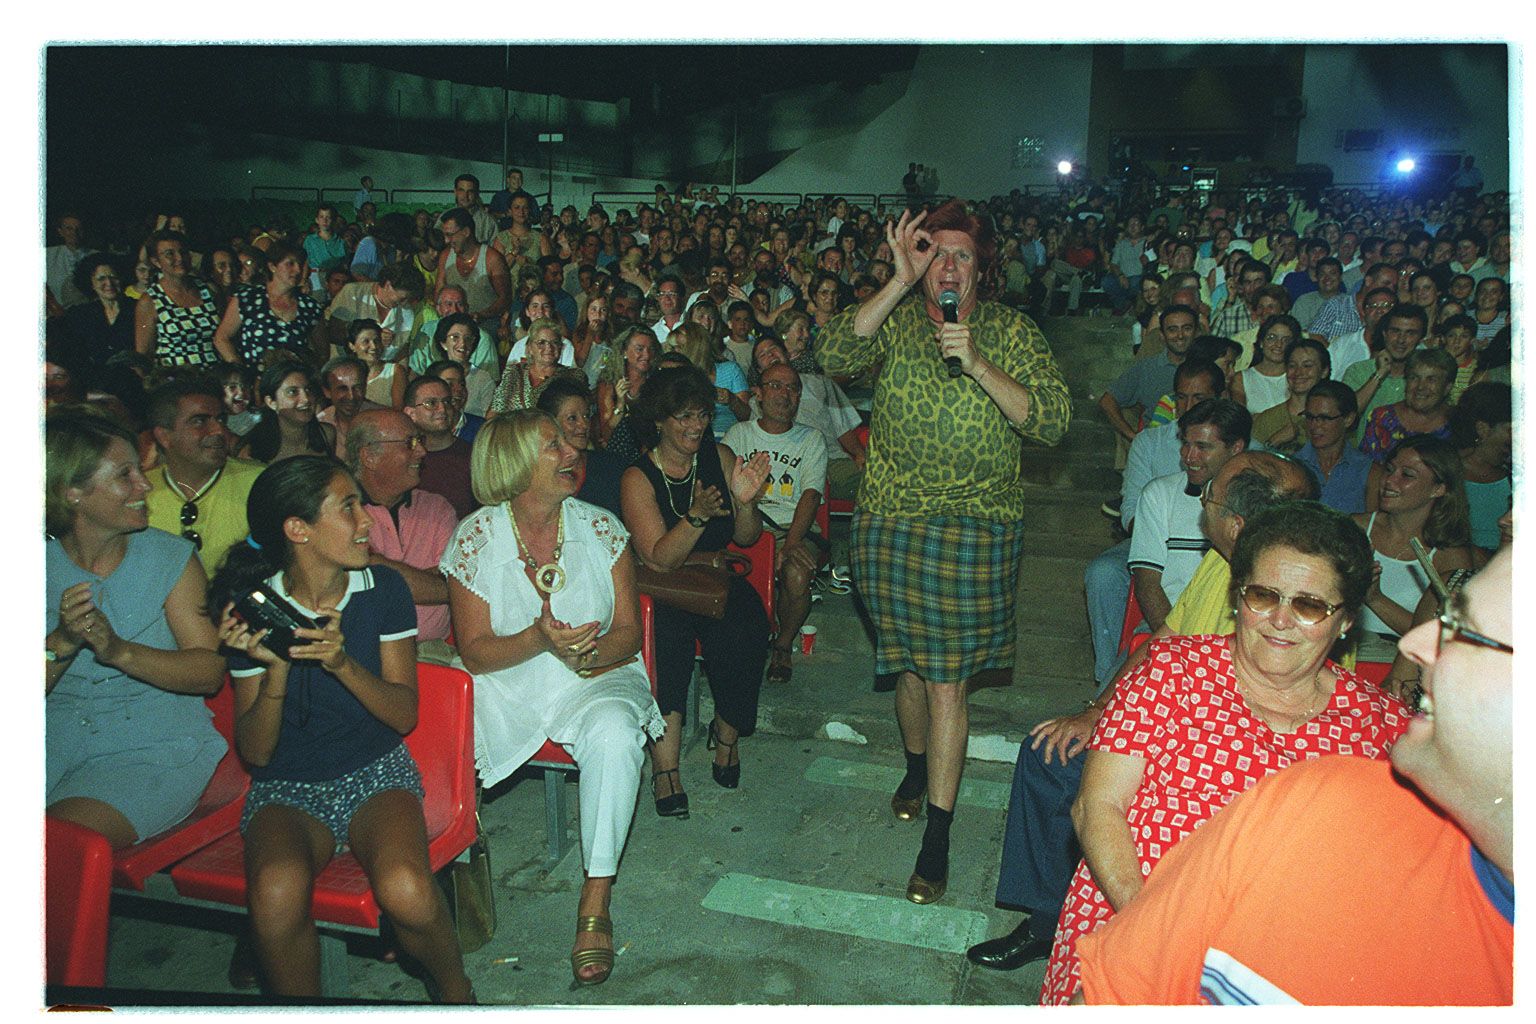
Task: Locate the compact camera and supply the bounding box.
[233,586,327,661]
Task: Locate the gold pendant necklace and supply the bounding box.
[506,502,566,595]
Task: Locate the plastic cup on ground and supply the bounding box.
[799,625,817,655]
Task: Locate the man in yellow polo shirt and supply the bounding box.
[144,378,264,576]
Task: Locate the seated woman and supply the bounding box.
[595,326,660,461]
[442,412,663,986]
[1237,313,1298,415]
[1359,348,1456,464]
[1293,381,1371,514]
[1250,338,1330,454]
[212,242,326,367]
[666,321,749,441]
[571,293,614,389]
[209,456,473,1002]
[1353,436,1482,662]
[491,317,583,416]
[345,318,407,410]
[429,313,498,418]
[538,376,625,517]
[1448,381,1512,554]
[619,366,772,816]
[134,229,222,367]
[60,255,136,376]
[239,361,337,463]
[1041,501,1409,1004]
[46,406,226,850]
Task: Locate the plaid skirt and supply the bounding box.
[850,511,1026,685]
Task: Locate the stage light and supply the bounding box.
[1057,160,1073,176]
[1396,157,1416,174]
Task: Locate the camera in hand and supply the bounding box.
[233,586,326,660]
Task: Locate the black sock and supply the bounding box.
[915,802,953,880]
[895,749,927,800]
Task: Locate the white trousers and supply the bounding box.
[561,698,648,876]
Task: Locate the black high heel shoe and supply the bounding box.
[707,721,740,789]
[652,768,689,818]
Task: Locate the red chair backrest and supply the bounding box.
[405,664,475,840]
[46,817,114,989]
[729,532,777,624]
[1117,586,1145,656]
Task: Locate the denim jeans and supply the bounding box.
[1084,538,1132,685]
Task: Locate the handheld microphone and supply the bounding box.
[939,289,963,378]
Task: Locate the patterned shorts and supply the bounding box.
[240,743,425,854]
[850,511,1025,685]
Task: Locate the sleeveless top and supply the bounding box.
[148,279,221,366]
[442,244,497,316]
[494,227,545,265]
[1359,511,1436,637]
[633,441,735,553]
[365,361,398,407]
[233,284,323,363]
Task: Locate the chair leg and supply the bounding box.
[318,930,349,998]
[542,769,574,871]
[684,657,707,753]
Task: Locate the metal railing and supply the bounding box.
[249,185,321,203]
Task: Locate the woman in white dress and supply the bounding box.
[441,410,664,987]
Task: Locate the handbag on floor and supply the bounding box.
[439,814,496,953]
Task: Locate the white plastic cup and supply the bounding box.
[799,624,818,655]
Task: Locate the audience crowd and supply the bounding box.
[44,166,1514,1004]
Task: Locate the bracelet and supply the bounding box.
[974,362,991,385]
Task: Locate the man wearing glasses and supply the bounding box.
[1076,548,1513,1004]
[403,376,475,520]
[348,408,457,663]
[144,378,263,575]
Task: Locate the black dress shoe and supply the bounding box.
[966,919,1054,971]
[227,932,260,990]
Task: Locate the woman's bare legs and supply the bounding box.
[348,790,473,1003]
[243,804,335,997]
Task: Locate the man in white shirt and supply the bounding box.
[45,212,91,310]
[722,362,826,685]
[650,277,686,346]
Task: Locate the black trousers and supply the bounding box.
[652,575,769,736]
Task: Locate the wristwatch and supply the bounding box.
[686,513,710,529]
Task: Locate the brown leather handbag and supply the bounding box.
[635,552,752,619]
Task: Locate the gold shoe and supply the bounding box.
[891,792,924,821]
[906,872,947,905]
[571,915,614,986]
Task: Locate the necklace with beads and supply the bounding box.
[506,502,566,595]
[651,449,697,520]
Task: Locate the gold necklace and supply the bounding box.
[652,450,697,520]
[506,502,565,595]
[1236,674,1325,733]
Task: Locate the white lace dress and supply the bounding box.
[440,498,665,788]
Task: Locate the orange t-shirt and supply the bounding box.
[1078,757,1512,1005]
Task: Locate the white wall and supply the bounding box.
[1297,45,1509,190]
[744,45,1094,199]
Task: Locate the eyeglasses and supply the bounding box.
[1436,610,1514,657]
[1237,584,1342,626]
[761,380,802,393]
[1301,411,1346,423]
[179,500,202,551]
[372,435,426,450]
[412,397,449,410]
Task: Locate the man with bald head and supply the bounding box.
[348,408,458,661]
[967,450,1316,974]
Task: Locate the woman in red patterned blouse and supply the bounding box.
[1041,502,1409,1005]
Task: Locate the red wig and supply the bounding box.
[922,199,996,275]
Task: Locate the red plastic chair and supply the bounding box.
[112,681,250,891]
[46,817,115,990]
[729,531,776,626]
[1116,586,1145,657]
[168,663,478,995]
[528,595,658,868]
[1354,660,1392,687]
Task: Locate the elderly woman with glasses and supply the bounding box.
[1040,502,1410,1004]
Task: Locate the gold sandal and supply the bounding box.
[572,915,614,986]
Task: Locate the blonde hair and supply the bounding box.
[470,409,551,506]
[668,321,715,371]
[45,405,139,537]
